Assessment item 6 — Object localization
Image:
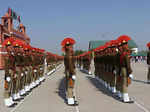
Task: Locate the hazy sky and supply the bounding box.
[0,0,150,54]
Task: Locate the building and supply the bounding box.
[0,11,30,69]
[89,39,138,53]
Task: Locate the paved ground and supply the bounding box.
[0,62,150,112]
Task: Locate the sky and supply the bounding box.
[0,0,150,54]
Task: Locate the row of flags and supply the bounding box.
[7,8,21,23]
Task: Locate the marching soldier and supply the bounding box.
[61,37,78,106]
[146,42,150,84]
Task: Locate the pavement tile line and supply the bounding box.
[132,97,150,112]
[10,65,63,112]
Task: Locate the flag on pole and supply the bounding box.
[7,7,21,23]
[18,16,21,23]
[7,8,12,16]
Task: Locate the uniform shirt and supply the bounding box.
[147,51,150,65]
[64,54,75,75]
[120,51,132,75]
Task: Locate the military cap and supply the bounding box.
[2,37,14,46]
[61,37,76,47]
[147,42,150,48]
[117,35,131,45]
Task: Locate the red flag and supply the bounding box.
[18,16,21,23]
[8,8,12,16]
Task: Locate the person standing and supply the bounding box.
[61,37,78,106]
[117,35,134,103]
[146,42,150,84]
[3,38,16,107]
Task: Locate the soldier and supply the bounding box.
[146,42,150,84]
[18,43,26,96]
[23,44,31,93]
[3,38,16,107]
[12,40,23,100]
[83,52,92,75]
[3,38,15,106]
[61,37,78,106]
[117,35,134,103]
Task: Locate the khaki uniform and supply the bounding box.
[14,53,23,99]
[147,51,150,82]
[4,53,15,99]
[64,54,76,98]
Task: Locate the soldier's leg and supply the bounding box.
[29,66,35,89]
[25,67,30,91]
[31,68,36,88]
[39,65,44,82]
[65,72,69,92]
[28,66,33,90]
[15,67,21,100]
[4,70,15,106]
[23,67,28,94]
[88,63,92,75]
[20,68,26,96]
[111,67,117,93]
[41,65,45,81]
[34,67,39,86]
[67,78,75,105]
[121,67,133,103]
[67,88,73,98]
[12,73,18,100]
[34,68,39,87]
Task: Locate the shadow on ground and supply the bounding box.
[132,79,148,84]
[58,77,67,103]
[86,75,121,103]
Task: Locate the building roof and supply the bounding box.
[89,40,138,50]
[131,52,147,56]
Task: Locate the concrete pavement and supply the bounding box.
[0,62,150,112]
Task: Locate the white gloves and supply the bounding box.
[25,71,28,75]
[116,48,119,52]
[6,77,11,82]
[34,69,37,72]
[113,70,117,74]
[21,73,24,76]
[72,75,76,80]
[129,74,133,79]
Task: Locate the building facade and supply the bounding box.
[89,39,138,53]
[0,12,30,69]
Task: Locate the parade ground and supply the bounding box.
[0,61,149,112]
[1,1,150,112]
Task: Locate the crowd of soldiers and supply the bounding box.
[3,37,63,107]
[46,52,63,75]
[77,35,134,103]
[76,51,92,75]
[3,35,149,107]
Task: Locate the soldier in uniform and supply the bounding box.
[12,40,23,100]
[146,42,150,84]
[3,38,16,107]
[84,52,92,75]
[61,38,78,106]
[117,35,134,103]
